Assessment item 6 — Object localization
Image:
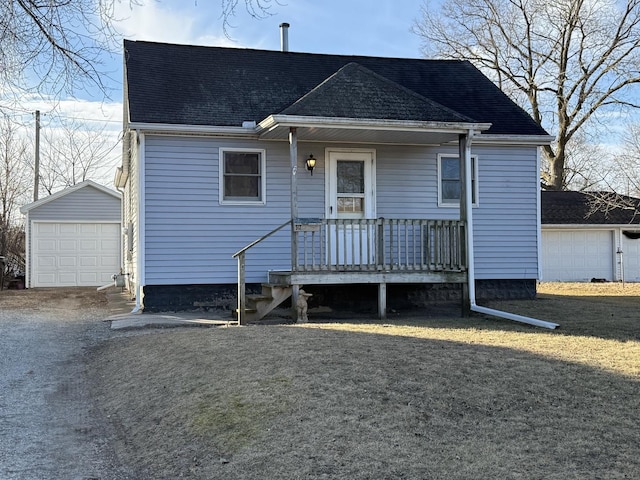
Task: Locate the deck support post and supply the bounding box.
[291,284,300,322]
[378,282,387,319]
[237,252,246,325]
[461,282,470,317]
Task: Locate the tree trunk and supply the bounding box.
[545,147,565,190]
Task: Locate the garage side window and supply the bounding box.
[437,153,478,207]
[219,148,266,205]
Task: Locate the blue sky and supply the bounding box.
[102,0,426,101]
[116,0,425,58]
[9,1,428,186]
[15,1,428,116]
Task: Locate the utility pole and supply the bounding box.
[34,110,40,201]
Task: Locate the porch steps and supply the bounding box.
[233,283,292,323]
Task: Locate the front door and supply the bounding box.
[326,149,376,265]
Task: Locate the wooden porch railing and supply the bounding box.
[233,218,466,323]
[292,218,467,273]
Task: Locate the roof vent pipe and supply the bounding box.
[280,22,290,52]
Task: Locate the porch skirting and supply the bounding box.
[140,279,536,314]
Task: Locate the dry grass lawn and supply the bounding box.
[90,282,640,479]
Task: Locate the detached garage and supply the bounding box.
[541,191,640,282]
[21,181,121,288]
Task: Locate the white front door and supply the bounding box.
[326,149,376,265]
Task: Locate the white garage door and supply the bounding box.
[542,230,614,281]
[622,233,640,282]
[32,222,120,287]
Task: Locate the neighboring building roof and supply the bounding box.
[123,40,548,136]
[20,180,121,214]
[541,190,640,225]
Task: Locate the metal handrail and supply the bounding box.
[232,220,292,325]
[232,220,292,258]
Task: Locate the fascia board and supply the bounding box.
[473,134,556,146]
[258,115,492,134]
[127,122,259,137]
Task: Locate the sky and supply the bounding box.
[9,0,429,188]
[102,0,427,107]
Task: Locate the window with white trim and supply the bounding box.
[219,148,266,204]
[438,153,478,207]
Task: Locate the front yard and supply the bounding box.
[90,282,640,479]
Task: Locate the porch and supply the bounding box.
[233,217,468,324]
[233,118,479,324]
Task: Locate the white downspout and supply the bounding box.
[131,130,145,314]
[463,130,559,329]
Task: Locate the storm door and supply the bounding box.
[326,150,376,266]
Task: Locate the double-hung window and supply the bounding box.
[438,153,478,207]
[219,148,266,205]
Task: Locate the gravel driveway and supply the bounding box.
[0,288,134,480]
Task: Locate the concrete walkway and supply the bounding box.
[104,289,237,330]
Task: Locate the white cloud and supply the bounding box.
[114,1,239,47]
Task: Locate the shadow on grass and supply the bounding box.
[301,292,640,343]
[91,325,640,480]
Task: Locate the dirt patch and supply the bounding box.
[0,286,108,310]
[88,282,640,479]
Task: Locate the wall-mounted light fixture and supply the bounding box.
[306,154,316,175]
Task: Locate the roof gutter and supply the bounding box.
[126,122,259,137]
[472,134,556,146]
[463,130,559,330]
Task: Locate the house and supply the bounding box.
[541,190,640,282]
[20,180,121,288]
[116,38,554,322]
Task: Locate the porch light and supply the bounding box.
[306,154,316,175]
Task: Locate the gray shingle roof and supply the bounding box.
[542,190,640,225]
[124,40,548,136]
[280,62,474,123]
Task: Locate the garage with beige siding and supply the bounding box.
[21,181,122,288]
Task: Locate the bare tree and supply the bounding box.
[0,0,280,98]
[559,131,614,191]
[0,114,30,282]
[37,116,120,195]
[611,124,640,197]
[414,0,640,190]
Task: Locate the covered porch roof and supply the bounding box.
[257,114,492,145]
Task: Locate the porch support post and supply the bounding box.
[459,133,471,317]
[289,128,299,272]
[289,127,298,219]
[378,282,387,319]
[291,283,300,322]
